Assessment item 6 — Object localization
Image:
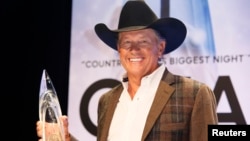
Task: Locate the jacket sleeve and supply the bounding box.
[189,84,218,141]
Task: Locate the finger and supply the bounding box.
[60,116,71,140]
[36,121,42,137]
[60,115,68,126]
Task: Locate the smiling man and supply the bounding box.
[94,1,218,141]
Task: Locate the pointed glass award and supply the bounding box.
[39,69,65,141]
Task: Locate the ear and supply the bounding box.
[158,40,166,55]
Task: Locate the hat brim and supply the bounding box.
[95,17,186,54]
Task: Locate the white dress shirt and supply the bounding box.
[107,65,165,141]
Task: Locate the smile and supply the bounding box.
[129,58,143,62]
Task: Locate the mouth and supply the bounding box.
[129,57,143,62]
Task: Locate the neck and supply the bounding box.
[127,76,141,99]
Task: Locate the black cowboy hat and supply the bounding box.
[94,0,187,54]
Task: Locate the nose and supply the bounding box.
[129,42,141,51]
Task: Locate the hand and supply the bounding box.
[36,115,71,141]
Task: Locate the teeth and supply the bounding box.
[130,58,142,62]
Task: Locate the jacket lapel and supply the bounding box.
[99,86,123,141]
[141,69,176,140]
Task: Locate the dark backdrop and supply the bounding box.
[2,0,72,140]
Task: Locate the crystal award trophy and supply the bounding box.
[39,69,65,141]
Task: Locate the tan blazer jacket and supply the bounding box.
[97,68,218,141]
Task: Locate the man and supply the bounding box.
[37,1,218,141]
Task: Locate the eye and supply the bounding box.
[119,40,132,49]
[138,40,150,47]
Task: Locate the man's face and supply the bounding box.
[117,28,165,78]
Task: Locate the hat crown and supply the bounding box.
[94,0,187,54]
[118,1,158,29]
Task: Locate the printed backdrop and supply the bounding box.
[68,0,250,140]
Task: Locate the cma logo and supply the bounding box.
[79,76,246,136]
